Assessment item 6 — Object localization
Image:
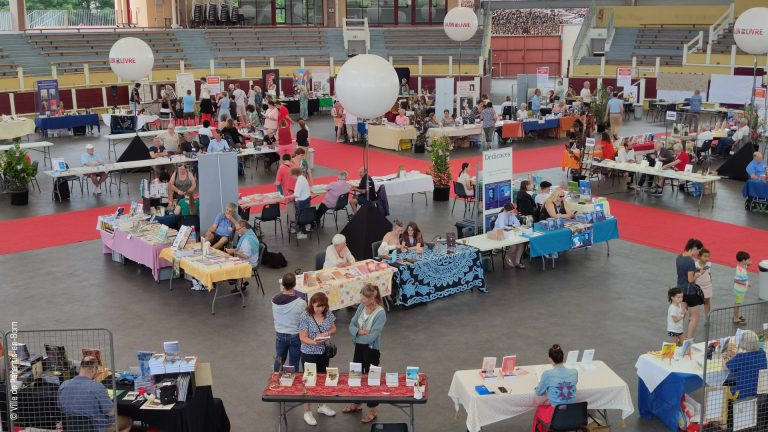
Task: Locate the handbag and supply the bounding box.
[312,317,337,359]
[687,283,705,305]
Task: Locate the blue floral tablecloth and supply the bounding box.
[388,244,485,307]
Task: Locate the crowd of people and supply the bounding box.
[492,8,587,35]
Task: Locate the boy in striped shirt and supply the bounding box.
[733,251,752,324]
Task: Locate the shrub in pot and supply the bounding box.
[427,136,452,201]
[1,141,36,205]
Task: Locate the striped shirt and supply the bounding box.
[734,265,749,295]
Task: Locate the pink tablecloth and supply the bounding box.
[101,230,173,280]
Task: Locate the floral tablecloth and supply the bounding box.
[388,244,485,307]
[295,260,395,311]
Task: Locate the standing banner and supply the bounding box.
[35,79,59,115]
[176,73,196,100]
[311,66,330,95]
[482,148,514,233]
[293,68,311,92]
[536,67,549,90]
[207,76,222,96]
[262,69,280,98]
[754,87,766,109]
[435,77,455,122]
[456,77,480,123]
[617,67,632,88]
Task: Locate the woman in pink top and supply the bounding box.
[395,109,410,126]
[331,101,345,142]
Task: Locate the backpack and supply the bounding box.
[263,251,287,268]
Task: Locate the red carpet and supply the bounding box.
[610,200,764,272]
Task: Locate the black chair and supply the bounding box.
[321,193,350,230]
[251,242,266,295]
[254,203,282,238]
[199,134,211,151]
[63,415,96,432]
[535,402,588,432]
[315,251,325,270]
[291,206,319,246]
[29,160,41,192]
[371,240,383,257]
[452,181,475,218]
[238,206,251,222]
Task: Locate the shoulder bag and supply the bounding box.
[312,316,337,359]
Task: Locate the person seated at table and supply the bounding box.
[516,103,529,120]
[714,123,742,157]
[425,112,440,129]
[516,180,536,218]
[494,203,525,269]
[198,120,213,138]
[59,356,134,432]
[532,344,579,432]
[246,104,261,129]
[204,202,238,249]
[724,330,767,400]
[650,143,689,195]
[395,109,410,126]
[55,101,65,116]
[324,234,356,269]
[552,100,566,114]
[156,192,198,229]
[207,129,229,153]
[167,163,197,200]
[566,87,577,98]
[383,104,398,123]
[178,132,202,155]
[441,109,455,127]
[377,220,406,256]
[401,222,424,249]
[157,124,179,154]
[316,170,352,223]
[457,162,475,196]
[639,140,672,191]
[225,220,260,292]
[694,128,714,156]
[542,190,574,220]
[80,143,107,194]
[545,90,556,106]
[746,152,766,180]
[596,131,616,160]
[296,119,309,148]
[534,181,553,206]
[221,118,245,149]
[351,167,377,212]
[616,140,637,189]
[148,136,168,159]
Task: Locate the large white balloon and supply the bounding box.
[443,7,478,42]
[335,54,399,119]
[733,7,768,55]
[109,37,155,81]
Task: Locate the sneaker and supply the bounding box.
[296,233,308,239]
[317,405,336,417]
[303,411,317,426]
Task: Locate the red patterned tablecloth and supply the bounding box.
[262,373,428,401]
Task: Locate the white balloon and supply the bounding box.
[335,54,399,119]
[443,6,478,42]
[733,7,768,55]
[109,37,155,81]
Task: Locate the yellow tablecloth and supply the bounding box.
[295,260,395,311]
[160,245,253,290]
[368,125,417,151]
[0,118,36,140]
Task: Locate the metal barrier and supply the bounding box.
[1,329,7,432]
[3,328,117,431]
[700,301,768,430]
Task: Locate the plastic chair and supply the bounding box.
[452,181,476,218]
[251,242,266,295]
[315,251,325,270]
[535,402,588,432]
[254,203,283,238]
[371,240,382,257]
[29,160,41,192]
[321,193,349,230]
[291,206,319,246]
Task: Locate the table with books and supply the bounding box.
[529,217,620,263]
[159,243,253,314]
[426,124,483,139]
[98,216,175,281]
[383,243,486,307]
[448,360,634,432]
[295,260,396,311]
[262,370,428,432]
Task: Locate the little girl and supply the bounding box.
[667,287,687,346]
[696,248,713,316]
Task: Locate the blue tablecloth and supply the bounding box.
[743,179,768,200]
[529,218,619,258]
[35,114,100,132]
[523,118,560,133]
[388,244,485,307]
[638,374,702,431]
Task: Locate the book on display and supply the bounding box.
[367,365,382,386]
[348,362,363,387]
[565,350,579,368]
[580,349,596,370]
[479,357,497,380]
[303,363,317,387]
[279,366,296,386]
[386,372,399,387]
[325,367,339,386]
[406,366,420,386]
[501,355,517,376]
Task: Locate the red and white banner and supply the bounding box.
[536,67,549,89]
[617,67,632,88]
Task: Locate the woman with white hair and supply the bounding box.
[725,330,767,399]
[323,234,356,269]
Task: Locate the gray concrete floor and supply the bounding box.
[1,113,765,431]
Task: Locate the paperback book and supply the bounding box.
[386,372,399,387]
[501,355,517,377]
[406,366,419,386]
[349,362,363,387]
[368,365,382,386]
[479,357,497,380]
[325,367,339,386]
[280,365,296,386]
[303,363,317,387]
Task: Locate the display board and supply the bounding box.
[263,69,281,98]
[35,79,59,115]
[175,73,196,100]
[293,68,311,92]
[435,77,455,121]
[482,148,513,233]
[207,76,222,96]
[311,66,330,95]
[709,74,756,104]
[658,72,708,93]
[198,153,239,232]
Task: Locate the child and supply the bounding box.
[696,248,713,315]
[733,251,752,325]
[668,287,687,346]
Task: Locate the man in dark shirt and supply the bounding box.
[351,167,376,212]
[178,132,201,155]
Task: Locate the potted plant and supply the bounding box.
[1,141,36,206]
[427,136,452,201]
[589,86,610,131]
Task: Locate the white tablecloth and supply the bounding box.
[635,343,730,393]
[427,125,483,138]
[461,230,530,252]
[101,114,159,131]
[0,118,36,140]
[371,172,434,196]
[448,361,634,432]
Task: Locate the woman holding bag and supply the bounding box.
[298,292,337,425]
[343,284,387,423]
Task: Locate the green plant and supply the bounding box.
[427,136,452,188]
[743,103,766,142]
[589,86,610,126]
[1,141,36,193]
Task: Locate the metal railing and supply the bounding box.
[571,3,595,67]
[708,2,734,46]
[25,9,115,29]
[683,30,704,64]
[0,11,11,30]
[604,8,616,52]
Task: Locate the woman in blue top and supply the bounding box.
[298,292,337,425]
[725,330,767,399]
[217,91,231,123]
[343,284,387,423]
[531,88,542,116]
[532,344,579,432]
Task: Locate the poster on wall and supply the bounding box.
[263,69,280,98]
[207,76,222,96]
[311,66,330,95]
[754,87,766,113]
[536,67,549,90]
[616,67,632,88]
[435,77,455,122]
[293,68,311,93]
[482,148,514,233]
[456,77,480,123]
[176,73,196,100]
[624,85,639,104]
[35,79,59,115]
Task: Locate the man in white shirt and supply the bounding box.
[695,129,714,151]
[287,167,311,239]
[616,142,637,189]
[232,84,247,124]
[492,203,525,268]
[198,120,213,138]
[345,112,359,142]
[554,79,566,100]
[534,181,552,206]
[580,81,592,107]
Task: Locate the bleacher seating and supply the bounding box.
[0,48,17,77]
[581,26,708,67]
[204,28,327,66]
[384,26,482,64]
[705,23,743,55]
